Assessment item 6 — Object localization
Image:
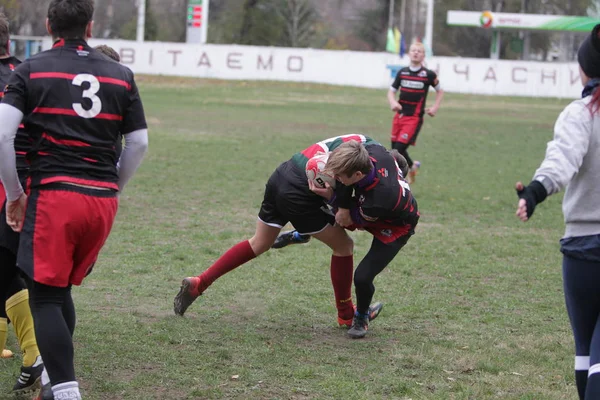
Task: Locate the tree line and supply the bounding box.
[1,0,598,59]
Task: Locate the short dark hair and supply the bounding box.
[95,45,120,62]
[47,0,94,40]
[0,13,9,56]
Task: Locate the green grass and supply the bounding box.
[0,76,576,399]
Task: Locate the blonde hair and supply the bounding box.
[410,42,425,53]
[325,141,372,177]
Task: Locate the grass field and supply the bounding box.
[0,77,577,399]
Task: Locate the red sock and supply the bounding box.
[330,255,354,320]
[197,240,256,293]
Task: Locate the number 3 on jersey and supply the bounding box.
[72,74,101,118]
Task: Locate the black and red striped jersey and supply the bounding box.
[391,66,438,117]
[352,144,419,227]
[0,56,31,175]
[1,39,147,190]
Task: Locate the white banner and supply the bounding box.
[447,10,599,32]
[35,39,581,99]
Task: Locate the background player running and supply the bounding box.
[387,42,444,184]
[310,141,419,338]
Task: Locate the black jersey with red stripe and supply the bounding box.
[1,39,147,189]
[0,56,31,175]
[391,66,438,117]
[352,144,419,226]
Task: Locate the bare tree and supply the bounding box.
[277,0,317,47]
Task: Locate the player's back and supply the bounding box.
[359,144,418,223]
[9,39,143,189]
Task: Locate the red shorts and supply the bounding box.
[345,221,416,244]
[18,184,118,287]
[391,114,423,145]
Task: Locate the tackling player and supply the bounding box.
[311,141,419,338]
[174,135,383,328]
[387,42,444,183]
[0,1,148,399]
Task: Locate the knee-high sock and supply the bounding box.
[331,255,354,320]
[197,241,256,293]
[7,289,40,366]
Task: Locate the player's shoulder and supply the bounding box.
[423,66,437,76]
[558,98,593,125]
[0,56,21,73]
[365,142,388,155]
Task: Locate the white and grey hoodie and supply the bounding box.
[534,96,600,238]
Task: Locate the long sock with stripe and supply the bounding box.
[586,363,600,399]
[331,255,354,321]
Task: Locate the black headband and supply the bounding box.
[578,24,600,79]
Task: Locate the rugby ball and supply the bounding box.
[306,153,336,189]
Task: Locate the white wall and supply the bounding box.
[59,39,581,99]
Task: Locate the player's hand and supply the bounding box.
[515,181,530,222]
[308,179,333,201]
[425,106,438,117]
[391,101,402,112]
[335,208,353,227]
[6,193,27,232]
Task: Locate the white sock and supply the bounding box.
[52,381,81,399]
[41,367,50,386]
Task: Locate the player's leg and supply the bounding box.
[391,141,413,170]
[18,186,116,400]
[174,219,281,316]
[0,246,18,358]
[561,249,600,399]
[7,274,43,394]
[586,315,600,399]
[272,230,311,249]
[309,223,356,326]
[0,181,42,388]
[175,164,293,316]
[348,235,409,339]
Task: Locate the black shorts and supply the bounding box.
[258,160,335,234]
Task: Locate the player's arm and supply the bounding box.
[388,72,402,112]
[516,101,591,221]
[351,205,386,226]
[118,129,148,192]
[332,183,355,227]
[426,72,444,117]
[118,76,149,192]
[0,62,29,201]
[0,103,24,200]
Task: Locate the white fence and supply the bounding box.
[28,37,581,99]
